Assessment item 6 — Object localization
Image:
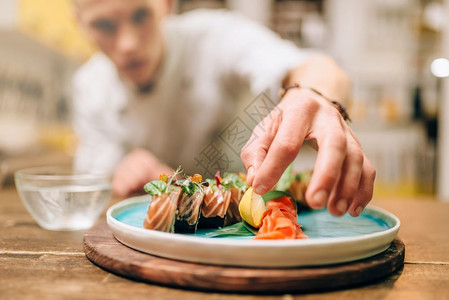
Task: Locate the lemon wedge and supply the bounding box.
[238,187,267,228]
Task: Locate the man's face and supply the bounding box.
[77,0,171,86]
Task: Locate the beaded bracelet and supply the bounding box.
[280,83,351,122]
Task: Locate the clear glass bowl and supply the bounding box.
[15,166,112,231]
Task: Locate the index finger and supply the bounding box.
[240,111,281,186]
[251,109,311,194]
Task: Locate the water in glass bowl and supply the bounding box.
[18,183,111,230]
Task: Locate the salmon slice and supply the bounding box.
[224,188,243,226]
[177,191,204,226]
[143,191,180,232]
[198,186,231,228]
[201,187,231,218]
[175,190,205,233]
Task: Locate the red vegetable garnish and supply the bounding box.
[255,196,308,240]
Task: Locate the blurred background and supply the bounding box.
[1,0,448,200]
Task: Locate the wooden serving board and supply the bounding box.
[83,221,405,293]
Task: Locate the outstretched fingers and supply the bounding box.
[305,109,348,210]
[347,157,376,217]
[326,129,364,216]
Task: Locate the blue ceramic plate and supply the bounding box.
[107,195,400,267]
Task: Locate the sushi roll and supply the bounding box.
[222,172,249,226]
[174,174,205,233]
[198,172,231,228]
[287,170,312,209]
[142,168,182,232]
[275,165,312,209]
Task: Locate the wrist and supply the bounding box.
[280,83,351,122]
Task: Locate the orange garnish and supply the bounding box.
[192,174,202,183]
[237,172,247,182]
[254,196,307,240]
[159,173,169,182]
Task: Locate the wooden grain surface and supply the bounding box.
[1,188,449,299]
[83,222,404,292]
[371,197,449,263]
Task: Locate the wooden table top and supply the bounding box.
[1,187,448,299]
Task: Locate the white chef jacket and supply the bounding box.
[73,9,308,176]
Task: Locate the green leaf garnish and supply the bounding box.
[165,166,182,193]
[242,220,258,235]
[222,173,248,192]
[275,163,294,191]
[144,166,184,196]
[205,222,254,238]
[177,178,203,195]
[143,180,167,196]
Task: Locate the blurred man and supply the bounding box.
[73,0,375,217]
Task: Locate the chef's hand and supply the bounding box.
[112,148,173,197]
[241,88,376,217]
